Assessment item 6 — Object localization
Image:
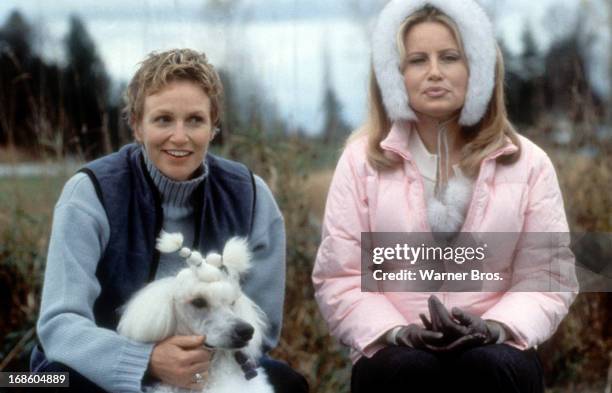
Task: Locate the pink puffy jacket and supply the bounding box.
[312,123,576,363]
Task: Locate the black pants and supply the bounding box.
[351,344,543,393]
[31,346,308,393]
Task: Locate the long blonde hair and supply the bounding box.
[353,6,520,177]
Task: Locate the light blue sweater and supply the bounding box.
[36,155,286,393]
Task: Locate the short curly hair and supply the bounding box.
[124,48,224,129]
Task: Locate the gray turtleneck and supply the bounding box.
[142,151,207,279]
[36,151,285,393]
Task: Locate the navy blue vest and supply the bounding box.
[32,144,255,371]
[85,143,255,329]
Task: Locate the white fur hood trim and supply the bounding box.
[427,174,474,235]
[372,0,496,126]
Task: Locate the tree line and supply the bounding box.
[0,9,607,159]
[0,11,121,159]
[501,21,606,148]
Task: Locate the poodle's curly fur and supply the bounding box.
[117,232,273,393]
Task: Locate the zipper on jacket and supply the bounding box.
[382,145,433,232]
[149,203,163,282]
[459,143,517,232]
[192,181,205,250]
[458,154,503,233]
[458,162,488,233]
[140,154,164,282]
[406,160,434,232]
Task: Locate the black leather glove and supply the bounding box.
[418,295,500,352]
[426,295,467,343]
[450,307,501,345]
[395,323,445,350]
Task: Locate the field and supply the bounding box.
[0,135,611,392]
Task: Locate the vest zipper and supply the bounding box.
[148,202,163,282]
[140,153,164,283]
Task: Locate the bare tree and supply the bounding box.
[580,0,612,126]
[320,42,350,142]
[202,0,283,136]
[608,0,612,125]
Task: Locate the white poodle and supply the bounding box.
[117,232,274,393]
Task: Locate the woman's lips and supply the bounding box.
[163,150,192,159]
[423,88,449,98]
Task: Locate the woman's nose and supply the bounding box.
[427,60,443,80]
[169,122,189,143]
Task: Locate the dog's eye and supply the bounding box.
[190,297,208,309]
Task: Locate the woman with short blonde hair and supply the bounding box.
[33,48,308,393]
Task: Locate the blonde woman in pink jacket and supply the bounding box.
[312,1,576,392]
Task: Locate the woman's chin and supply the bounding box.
[414,108,462,123]
[159,165,197,182]
[156,155,206,181]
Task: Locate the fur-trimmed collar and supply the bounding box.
[379,121,518,235]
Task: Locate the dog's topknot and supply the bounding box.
[156,231,251,283]
[156,231,184,253]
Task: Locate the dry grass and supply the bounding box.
[0,175,66,369]
[305,170,334,221]
[0,147,39,163]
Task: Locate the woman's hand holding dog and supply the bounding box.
[149,335,213,389]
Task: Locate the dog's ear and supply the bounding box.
[117,277,176,342]
[222,237,251,277]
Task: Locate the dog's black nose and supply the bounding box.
[234,322,254,341]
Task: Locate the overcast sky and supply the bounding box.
[0,0,608,134]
